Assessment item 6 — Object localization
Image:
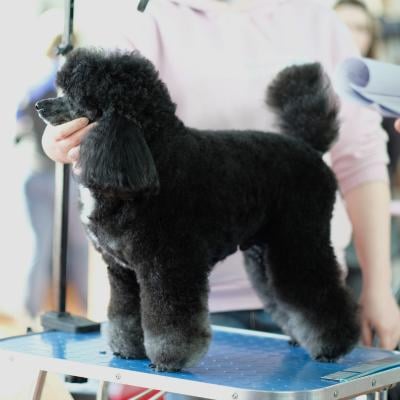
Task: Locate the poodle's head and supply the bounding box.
[36,48,167,196]
[36,47,175,125]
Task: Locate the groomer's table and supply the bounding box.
[0,325,399,400]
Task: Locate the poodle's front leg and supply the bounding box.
[106,260,146,359]
[137,259,211,372]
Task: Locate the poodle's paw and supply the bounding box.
[301,324,360,363]
[288,338,299,347]
[312,348,346,363]
[314,354,337,363]
[108,316,146,359]
[286,288,361,362]
[109,335,146,359]
[144,329,211,372]
[149,362,182,373]
[306,314,360,363]
[309,335,358,363]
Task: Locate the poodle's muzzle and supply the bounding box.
[35,97,97,125]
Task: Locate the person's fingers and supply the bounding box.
[67,145,80,163]
[42,120,95,163]
[379,331,398,350]
[53,117,89,140]
[395,119,400,133]
[56,122,96,159]
[68,146,82,175]
[72,162,82,176]
[42,125,69,163]
[376,322,400,350]
[42,118,88,162]
[361,320,373,347]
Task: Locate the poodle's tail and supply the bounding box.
[266,63,339,154]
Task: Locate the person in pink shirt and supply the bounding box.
[42,0,400,350]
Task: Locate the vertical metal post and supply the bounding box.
[52,0,74,314]
[96,381,110,400]
[53,163,70,313]
[45,0,150,328]
[40,0,101,334]
[378,389,389,400]
[60,0,74,55]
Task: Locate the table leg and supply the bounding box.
[97,380,110,400]
[30,370,47,400]
[365,389,388,400]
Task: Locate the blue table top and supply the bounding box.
[0,325,398,397]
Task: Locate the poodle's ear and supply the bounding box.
[79,114,159,196]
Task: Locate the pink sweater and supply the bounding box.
[94,0,389,312]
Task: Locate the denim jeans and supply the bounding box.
[210,309,282,333]
[23,170,88,316]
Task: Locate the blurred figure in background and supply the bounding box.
[335,0,400,183]
[334,0,400,292]
[14,9,88,319]
[335,0,378,58]
[334,13,400,398]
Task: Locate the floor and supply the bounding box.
[0,315,26,339]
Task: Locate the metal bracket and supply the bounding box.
[322,355,400,382]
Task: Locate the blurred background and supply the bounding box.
[0,0,399,337]
[0,0,398,399]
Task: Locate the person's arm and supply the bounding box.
[345,181,400,349]
[320,8,400,349]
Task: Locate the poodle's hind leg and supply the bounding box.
[106,259,146,359]
[266,212,360,362]
[243,244,298,343]
[136,253,211,372]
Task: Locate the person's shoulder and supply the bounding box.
[285,0,339,20]
[280,0,352,44]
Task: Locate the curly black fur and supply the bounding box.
[36,47,360,371]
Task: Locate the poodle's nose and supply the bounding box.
[35,100,46,110]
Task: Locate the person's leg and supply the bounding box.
[388,383,400,400]
[210,309,282,333]
[24,171,54,316]
[251,309,283,334]
[66,177,89,313]
[210,310,252,328]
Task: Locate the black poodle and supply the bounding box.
[36,48,360,372]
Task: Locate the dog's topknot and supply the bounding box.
[56,47,176,120]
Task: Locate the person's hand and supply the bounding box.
[41,117,94,173]
[395,119,400,133]
[359,284,400,350]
